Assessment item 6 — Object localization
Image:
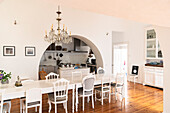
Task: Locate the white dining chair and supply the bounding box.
[78,74,95,111]
[0,89,11,113]
[48,78,69,113]
[20,79,35,113]
[72,71,82,82]
[95,76,111,105]
[22,88,42,113]
[114,73,125,101]
[45,72,59,80]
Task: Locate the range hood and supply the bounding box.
[73,38,89,53]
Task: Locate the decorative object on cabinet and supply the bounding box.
[3,46,15,56]
[44,6,72,46]
[25,46,35,56]
[0,70,11,84]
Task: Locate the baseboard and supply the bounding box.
[127,79,143,84]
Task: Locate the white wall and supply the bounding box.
[112,24,146,83]
[0,0,147,82]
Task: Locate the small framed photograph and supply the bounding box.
[25,46,36,56]
[3,46,15,56]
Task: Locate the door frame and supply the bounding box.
[112,42,129,75]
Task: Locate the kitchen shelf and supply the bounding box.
[147,39,156,41]
[147,48,156,50]
[45,50,88,54]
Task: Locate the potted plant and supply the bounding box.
[0,70,11,84]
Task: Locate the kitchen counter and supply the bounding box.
[145,64,163,67]
[59,68,90,78]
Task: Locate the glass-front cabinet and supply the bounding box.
[146,29,163,59]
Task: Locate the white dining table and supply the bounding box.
[0,74,116,113]
[0,79,75,113]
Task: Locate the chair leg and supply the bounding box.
[101,93,103,105]
[109,92,111,103]
[63,102,68,113]
[26,107,28,113]
[87,96,90,103]
[35,106,37,112]
[115,87,117,101]
[39,106,41,113]
[55,103,57,113]
[8,101,11,113]
[92,95,94,109]
[48,101,51,113]
[20,99,23,113]
[83,96,85,111]
[95,90,96,101]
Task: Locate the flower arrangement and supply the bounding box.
[0,70,11,83]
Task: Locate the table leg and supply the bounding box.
[76,85,78,112]
[72,85,75,113]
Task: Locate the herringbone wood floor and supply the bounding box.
[10,82,163,113]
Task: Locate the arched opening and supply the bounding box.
[38,35,103,80]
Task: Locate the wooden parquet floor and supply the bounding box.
[10,82,163,113]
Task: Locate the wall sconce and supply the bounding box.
[14,20,17,25]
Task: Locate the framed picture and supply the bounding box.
[25,46,36,56]
[3,46,15,56]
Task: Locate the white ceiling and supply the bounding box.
[1,0,170,27]
[56,0,170,27]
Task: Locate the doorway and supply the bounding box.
[113,43,128,75]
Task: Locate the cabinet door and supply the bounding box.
[145,72,155,85]
[155,69,163,88]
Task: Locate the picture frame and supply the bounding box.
[3,46,15,56]
[25,46,36,56]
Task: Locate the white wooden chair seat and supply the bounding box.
[78,88,93,96]
[95,87,110,91]
[48,94,67,103]
[23,101,40,107]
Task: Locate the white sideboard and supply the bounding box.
[143,66,163,88]
[59,68,90,78]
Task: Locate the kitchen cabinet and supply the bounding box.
[145,28,163,59]
[59,68,90,78]
[144,66,163,88]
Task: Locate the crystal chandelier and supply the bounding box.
[44,6,72,46]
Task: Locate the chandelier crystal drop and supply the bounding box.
[44,6,72,46]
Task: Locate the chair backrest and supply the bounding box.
[82,74,95,92]
[0,89,5,113]
[26,88,42,106]
[46,72,59,80]
[101,75,111,92]
[116,73,125,86]
[131,65,139,75]
[53,78,69,102]
[97,67,105,74]
[72,71,82,82]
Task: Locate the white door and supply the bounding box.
[113,44,128,75]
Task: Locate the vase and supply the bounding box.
[1,80,9,84]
